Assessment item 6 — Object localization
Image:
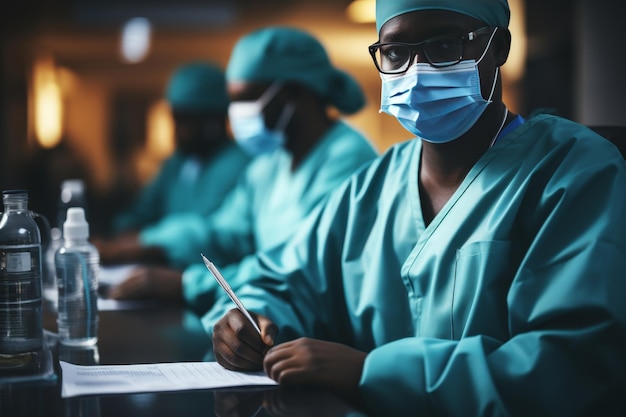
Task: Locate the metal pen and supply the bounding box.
[201,253,262,335]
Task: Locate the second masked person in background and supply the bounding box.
[102,26,378,314]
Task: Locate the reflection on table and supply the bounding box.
[1,299,370,417]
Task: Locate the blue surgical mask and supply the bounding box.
[229,83,295,156]
[379,29,498,143]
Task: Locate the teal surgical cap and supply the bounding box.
[226,26,365,115]
[376,0,510,34]
[166,62,229,114]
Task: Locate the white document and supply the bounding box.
[96,297,159,311]
[60,361,278,398]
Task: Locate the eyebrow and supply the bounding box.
[381,25,472,43]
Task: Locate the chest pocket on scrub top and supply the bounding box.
[452,240,519,341]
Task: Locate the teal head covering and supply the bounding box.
[376,0,510,34]
[166,62,229,114]
[226,26,365,115]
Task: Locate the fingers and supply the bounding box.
[256,314,278,347]
[263,340,312,384]
[107,268,149,299]
[262,339,367,388]
[265,359,310,385]
[108,279,138,299]
[213,336,264,372]
[213,309,271,372]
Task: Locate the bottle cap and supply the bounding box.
[63,207,89,240]
[2,189,28,195]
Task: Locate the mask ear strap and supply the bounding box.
[274,101,295,132]
[258,82,284,108]
[476,27,498,65]
[486,67,499,102]
[477,28,500,103]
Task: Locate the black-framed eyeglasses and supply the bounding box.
[368,26,495,74]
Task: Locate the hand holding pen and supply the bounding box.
[202,254,262,334]
[202,254,277,371]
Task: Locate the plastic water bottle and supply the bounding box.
[0,190,44,373]
[55,207,99,346]
[45,179,86,308]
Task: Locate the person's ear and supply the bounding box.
[278,82,312,117]
[492,27,512,67]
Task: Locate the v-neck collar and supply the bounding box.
[405,125,522,263]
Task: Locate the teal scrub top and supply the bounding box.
[113,142,250,234]
[203,114,626,416]
[141,121,377,305]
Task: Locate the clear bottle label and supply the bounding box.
[0,244,42,301]
[6,252,32,272]
[0,243,43,356]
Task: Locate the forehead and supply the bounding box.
[227,81,271,101]
[172,110,222,123]
[379,9,485,42]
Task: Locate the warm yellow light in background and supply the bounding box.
[146,99,175,158]
[33,57,63,148]
[346,0,376,24]
[503,0,527,82]
[136,99,175,183]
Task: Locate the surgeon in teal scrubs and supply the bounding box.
[106,27,378,309]
[208,2,626,416]
[98,62,250,264]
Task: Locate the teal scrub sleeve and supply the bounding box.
[191,176,256,266]
[139,169,255,268]
[138,212,208,268]
[139,154,254,268]
[113,155,180,232]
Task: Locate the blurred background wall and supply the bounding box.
[0,0,623,234]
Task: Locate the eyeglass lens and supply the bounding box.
[373,36,464,73]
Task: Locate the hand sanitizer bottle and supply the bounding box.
[55,207,99,346]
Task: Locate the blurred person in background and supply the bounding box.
[95,61,250,264]
[102,26,378,314]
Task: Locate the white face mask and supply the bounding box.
[228,83,295,156]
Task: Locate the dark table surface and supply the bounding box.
[1,299,370,417]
